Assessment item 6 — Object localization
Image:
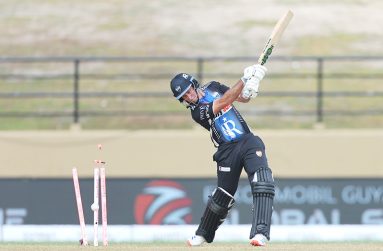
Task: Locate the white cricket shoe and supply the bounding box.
[250,233,267,246]
[187,235,206,246]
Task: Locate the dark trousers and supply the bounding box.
[213,133,269,195]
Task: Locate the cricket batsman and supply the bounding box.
[169,64,275,246]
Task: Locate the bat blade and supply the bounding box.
[258,10,294,65]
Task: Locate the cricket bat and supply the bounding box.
[258,10,294,65]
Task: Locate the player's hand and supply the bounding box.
[241,77,260,99]
[241,64,267,83]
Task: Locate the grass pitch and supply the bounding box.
[1,242,383,251]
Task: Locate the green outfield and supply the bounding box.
[1,242,383,251]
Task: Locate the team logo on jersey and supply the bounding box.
[134,180,192,224]
[220,117,243,139]
[256,150,263,157]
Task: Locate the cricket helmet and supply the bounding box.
[170,73,199,108]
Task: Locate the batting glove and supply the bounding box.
[241,64,267,84]
[241,77,260,99]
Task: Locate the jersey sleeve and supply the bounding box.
[194,81,231,124]
[205,81,230,118]
[210,81,230,94]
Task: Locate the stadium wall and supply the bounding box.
[0,129,382,178]
[1,177,383,241]
[1,129,383,242]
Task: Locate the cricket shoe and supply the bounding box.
[250,233,267,246]
[187,235,206,246]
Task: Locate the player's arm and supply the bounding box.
[236,87,251,103]
[212,64,267,114]
[212,65,267,114]
[212,80,246,114]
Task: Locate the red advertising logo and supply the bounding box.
[134,180,192,224]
